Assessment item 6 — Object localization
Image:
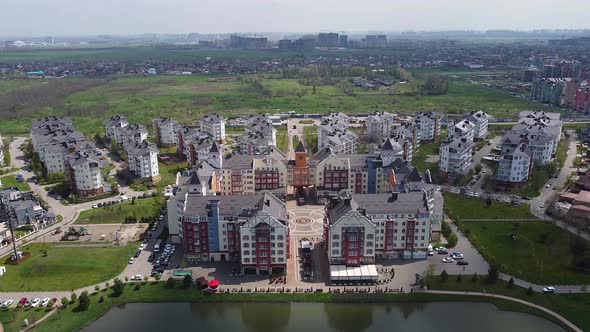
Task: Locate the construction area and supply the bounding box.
[37,223,147,245]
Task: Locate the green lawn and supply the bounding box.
[429,278,590,332]
[303,126,318,154]
[443,193,537,220]
[75,197,162,224]
[158,146,177,155]
[0,72,540,136]
[0,176,30,192]
[0,242,138,291]
[16,281,570,332]
[453,218,590,284]
[276,127,288,153]
[413,140,441,172]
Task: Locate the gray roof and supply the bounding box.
[103,115,127,127]
[125,140,158,156]
[200,114,225,124]
[32,116,73,128]
[223,154,252,170]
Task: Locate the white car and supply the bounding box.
[92,204,99,209]
[543,286,556,293]
[132,274,143,281]
[128,257,135,264]
[545,184,550,188]
[540,203,545,208]
[41,297,51,307]
[30,298,41,308]
[442,257,454,263]
[139,244,146,251]
[1,299,13,308]
[428,250,435,256]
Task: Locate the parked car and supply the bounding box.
[41,297,51,307]
[92,204,99,209]
[2,299,13,308]
[442,257,454,263]
[139,243,146,251]
[427,250,435,256]
[457,260,469,266]
[30,298,41,308]
[148,253,155,262]
[543,286,556,294]
[128,257,135,264]
[134,250,141,258]
[451,252,464,260]
[438,249,449,255]
[132,274,143,281]
[17,298,27,308]
[540,203,545,208]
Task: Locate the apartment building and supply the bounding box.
[176,126,211,161]
[318,113,358,154]
[496,143,533,183]
[439,137,473,178]
[324,190,432,265]
[66,151,106,198]
[200,115,226,144]
[103,115,128,140]
[415,112,441,142]
[381,136,413,164]
[237,115,276,155]
[152,117,180,147]
[252,147,288,194]
[220,154,255,195]
[366,111,396,143]
[501,131,554,166]
[449,119,475,143]
[125,141,159,180]
[180,192,289,275]
[391,122,420,157]
[115,123,148,146]
[0,134,3,166]
[466,111,489,140]
[185,139,222,169]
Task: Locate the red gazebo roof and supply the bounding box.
[208,280,220,288]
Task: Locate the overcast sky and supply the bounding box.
[2,0,589,36]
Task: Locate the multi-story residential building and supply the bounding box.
[103,115,128,140]
[366,111,396,143]
[415,112,441,142]
[180,192,289,274]
[176,126,211,161]
[532,78,568,106]
[318,113,358,154]
[115,123,148,146]
[200,115,226,144]
[574,82,590,113]
[31,119,85,163]
[221,154,255,195]
[439,137,473,178]
[449,119,475,143]
[66,151,106,198]
[237,115,276,155]
[514,111,562,154]
[381,136,413,164]
[496,143,533,183]
[152,117,180,147]
[501,131,554,166]
[166,166,222,243]
[466,111,489,140]
[324,190,432,265]
[252,147,288,194]
[125,141,159,180]
[391,122,421,156]
[185,139,222,169]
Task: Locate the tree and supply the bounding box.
[98,296,105,303]
[125,276,129,282]
[487,266,499,284]
[456,274,462,283]
[526,286,534,296]
[183,275,192,288]
[471,273,478,283]
[440,270,449,282]
[475,165,482,174]
[112,278,125,297]
[155,274,161,281]
[485,197,492,207]
[507,278,515,289]
[165,277,175,289]
[61,297,69,308]
[77,291,90,311]
[70,292,77,304]
[95,285,100,292]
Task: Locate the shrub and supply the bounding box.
[487,266,499,284]
[183,275,193,288]
[507,278,514,289]
[456,274,462,283]
[98,296,104,303]
[112,278,125,297]
[471,273,477,283]
[70,292,77,304]
[134,283,141,291]
[77,291,90,311]
[440,270,449,282]
[165,278,175,288]
[61,297,69,308]
[445,233,458,248]
[526,286,533,296]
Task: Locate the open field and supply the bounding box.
[0,73,541,136]
[4,282,571,332]
[429,278,590,332]
[443,193,537,220]
[0,242,138,291]
[452,218,590,285]
[276,126,288,153]
[75,197,162,224]
[0,175,31,192]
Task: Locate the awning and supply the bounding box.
[330,265,379,281]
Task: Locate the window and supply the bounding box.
[243,250,250,255]
[367,234,374,240]
[243,235,249,241]
[243,243,249,248]
[278,242,284,248]
[366,241,373,247]
[277,235,284,240]
[332,234,339,240]
[243,258,250,263]
[332,242,339,247]
[332,249,339,255]
[278,250,284,255]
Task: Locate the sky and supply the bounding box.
[2,0,589,36]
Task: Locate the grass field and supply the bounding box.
[452,218,590,284]
[429,278,590,332]
[0,176,30,192]
[0,242,138,291]
[0,72,541,136]
[8,281,571,332]
[75,197,162,224]
[443,193,537,220]
[303,126,319,154]
[413,140,441,172]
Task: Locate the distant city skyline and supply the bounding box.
[1,0,589,37]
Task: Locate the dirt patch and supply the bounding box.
[43,224,147,245]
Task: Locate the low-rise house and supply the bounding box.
[253,147,288,194]
[501,131,554,166]
[176,126,211,161]
[237,115,276,155]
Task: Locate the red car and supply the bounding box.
[17,297,27,308]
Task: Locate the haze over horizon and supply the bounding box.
[1,0,589,37]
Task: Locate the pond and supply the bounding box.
[82,301,565,332]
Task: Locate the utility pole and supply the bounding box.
[0,193,19,263]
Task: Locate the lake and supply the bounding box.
[82,301,565,332]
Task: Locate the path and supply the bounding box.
[424,289,583,332]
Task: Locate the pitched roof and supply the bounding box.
[407,168,423,182]
[295,141,306,153]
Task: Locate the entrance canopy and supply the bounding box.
[329,265,379,281]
